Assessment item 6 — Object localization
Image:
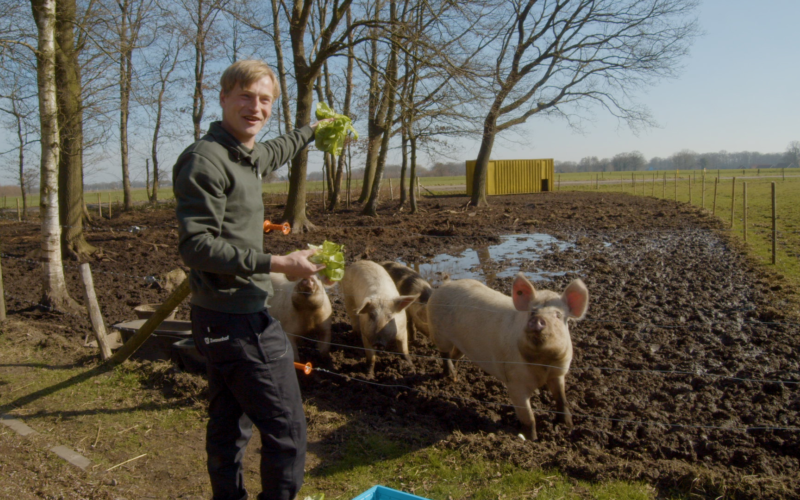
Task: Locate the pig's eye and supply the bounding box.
[555,311,563,320]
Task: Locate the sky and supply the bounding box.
[490,0,800,164]
[1,0,798,185]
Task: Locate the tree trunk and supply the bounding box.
[359,6,383,203]
[11,101,28,219]
[271,0,293,136]
[470,105,500,207]
[120,49,133,210]
[145,158,152,200]
[31,0,80,312]
[283,81,316,231]
[192,3,206,141]
[54,0,96,259]
[409,134,418,213]
[363,0,398,216]
[328,10,354,212]
[398,124,408,208]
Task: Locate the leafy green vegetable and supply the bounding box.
[315,102,358,157]
[308,240,345,282]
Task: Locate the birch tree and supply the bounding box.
[30,0,79,311]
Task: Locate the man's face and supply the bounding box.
[219,76,274,148]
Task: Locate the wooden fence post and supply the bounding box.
[674,170,678,202]
[108,193,112,218]
[772,182,777,265]
[689,175,692,205]
[16,199,20,222]
[0,254,6,322]
[730,177,736,228]
[783,168,785,181]
[701,171,705,209]
[389,177,394,201]
[712,177,718,215]
[631,173,635,192]
[78,263,113,360]
[98,193,102,218]
[743,182,747,242]
[662,173,666,198]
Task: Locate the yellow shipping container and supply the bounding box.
[466,159,554,196]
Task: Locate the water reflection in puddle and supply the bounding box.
[399,233,574,286]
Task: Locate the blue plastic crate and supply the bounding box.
[351,485,429,500]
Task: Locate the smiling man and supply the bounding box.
[173,60,327,500]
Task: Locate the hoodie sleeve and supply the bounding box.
[173,152,271,276]
[259,125,315,176]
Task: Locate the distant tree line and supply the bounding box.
[555,145,800,173]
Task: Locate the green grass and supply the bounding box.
[300,431,660,500]
[0,329,672,500]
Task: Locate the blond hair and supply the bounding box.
[220,60,281,99]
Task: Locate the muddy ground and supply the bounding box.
[1,191,799,499]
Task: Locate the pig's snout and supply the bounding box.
[528,315,547,332]
[296,278,317,294]
[372,340,387,351]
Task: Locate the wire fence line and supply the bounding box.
[311,366,800,434]
[3,251,799,332]
[2,282,798,387]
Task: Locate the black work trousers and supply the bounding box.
[191,305,307,500]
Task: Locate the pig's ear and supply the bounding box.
[512,273,535,312]
[392,294,419,313]
[562,279,589,320]
[357,299,376,315]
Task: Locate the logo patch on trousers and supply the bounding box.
[205,335,230,345]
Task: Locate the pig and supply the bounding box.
[341,260,419,378]
[268,272,333,363]
[380,261,433,343]
[427,273,589,440]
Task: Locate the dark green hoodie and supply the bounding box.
[173,121,315,314]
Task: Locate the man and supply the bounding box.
[173,59,328,500]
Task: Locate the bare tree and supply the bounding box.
[30,0,80,311]
[362,0,400,216]
[138,23,186,205]
[612,151,646,171]
[0,84,38,219]
[55,0,99,258]
[177,0,228,140]
[468,0,699,206]
[786,141,800,167]
[671,149,697,171]
[282,0,374,231]
[105,0,156,210]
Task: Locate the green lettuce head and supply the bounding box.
[315,102,358,157]
[308,240,345,282]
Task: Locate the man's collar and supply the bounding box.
[207,121,260,166]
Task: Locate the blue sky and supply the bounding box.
[2,0,797,185]
[487,0,800,163]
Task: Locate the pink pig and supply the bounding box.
[427,272,589,440]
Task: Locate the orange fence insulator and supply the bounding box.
[264,220,291,235]
[294,362,313,375]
